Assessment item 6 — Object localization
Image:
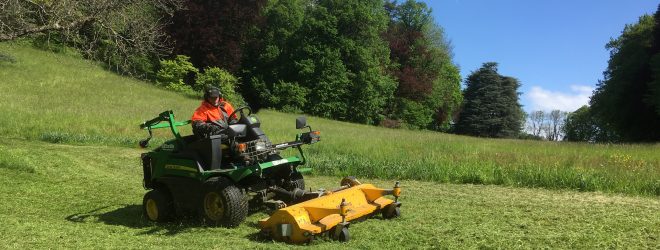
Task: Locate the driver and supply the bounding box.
[191,86,238,138]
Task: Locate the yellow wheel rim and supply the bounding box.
[204,192,224,221]
[146,199,159,221]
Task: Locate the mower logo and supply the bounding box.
[271,159,288,166]
[165,164,197,172]
[162,144,175,151]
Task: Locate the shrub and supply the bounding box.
[196,67,245,106]
[156,55,199,93]
[398,98,435,129]
[269,81,309,113]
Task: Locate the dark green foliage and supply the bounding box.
[454,62,524,138]
[384,0,462,130]
[241,0,306,111]
[562,106,617,142]
[590,14,660,142]
[168,0,267,73]
[243,0,396,124]
[649,4,660,116]
[196,67,246,106]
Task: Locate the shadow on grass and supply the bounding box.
[65,204,200,236]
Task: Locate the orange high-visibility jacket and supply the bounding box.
[191,99,237,123]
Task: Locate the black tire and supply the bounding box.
[286,172,305,191]
[200,177,248,227]
[382,203,401,219]
[340,176,361,187]
[334,227,350,242]
[142,189,174,222]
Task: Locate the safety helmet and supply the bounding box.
[204,86,222,106]
[204,86,221,99]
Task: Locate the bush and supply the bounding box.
[156,55,199,93]
[269,81,309,113]
[398,99,435,129]
[196,67,245,106]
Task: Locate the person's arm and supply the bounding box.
[223,100,237,120]
[192,108,223,138]
[192,120,223,138]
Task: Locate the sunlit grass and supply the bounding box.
[0,42,658,196]
[0,139,657,249]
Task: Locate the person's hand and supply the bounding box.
[210,120,228,129]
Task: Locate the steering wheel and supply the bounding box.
[227,106,252,124]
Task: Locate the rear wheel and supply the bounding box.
[285,172,305,191]
[142,189,174,222]
[200,177,248,227]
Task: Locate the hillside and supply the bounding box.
[0,43,658,248]
[1,42,659,196]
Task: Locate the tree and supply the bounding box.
[454,62,524,138]
[0,0,183,78]
[590,14,660,141]
[562,106,617,142]
[543,110,566,141]
[167,0,267,73]
[648,4,660,116]
[243,0,396,124]
[526,110,545,137]
[241,0,307,111]
[383,0,462,130]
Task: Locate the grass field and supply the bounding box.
[0,139,658,249]
[0,42,659,248]
[1,42,658,196]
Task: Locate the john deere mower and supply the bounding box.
[138,108,402,243]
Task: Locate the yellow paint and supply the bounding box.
[145,199,159,221]
[164,164,197,172]
[258,183,400,243]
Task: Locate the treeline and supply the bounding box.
[167,0,463,130]
[3,1,657,142]
[0,0,466,131]
[531,6,660,143]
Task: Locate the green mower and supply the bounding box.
[138,108,320,227]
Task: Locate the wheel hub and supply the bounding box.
[145,199,159,221]
[204,192,224,220]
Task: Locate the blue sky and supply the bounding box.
[419,0,658,112]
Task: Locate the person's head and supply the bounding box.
[204,86,222,107]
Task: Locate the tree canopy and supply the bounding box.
[590,13,660,142]
[454,62,524,138]
[383,0,462,130]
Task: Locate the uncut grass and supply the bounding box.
[1,42,659,196]
[0,139,658,249]
[264,112,660,196]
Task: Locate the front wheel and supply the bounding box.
[200,177,248,227]
[143,189,174,222]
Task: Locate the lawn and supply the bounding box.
[0,139,657,249]
[0,41,659,248]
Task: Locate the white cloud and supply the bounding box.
[526,85,593,112]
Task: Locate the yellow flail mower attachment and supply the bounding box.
[259,177,402,243]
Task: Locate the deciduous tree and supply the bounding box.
[590,14,660,141]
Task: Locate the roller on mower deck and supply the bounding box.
[259,177,402,243]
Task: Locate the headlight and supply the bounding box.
[255,141,267,151]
